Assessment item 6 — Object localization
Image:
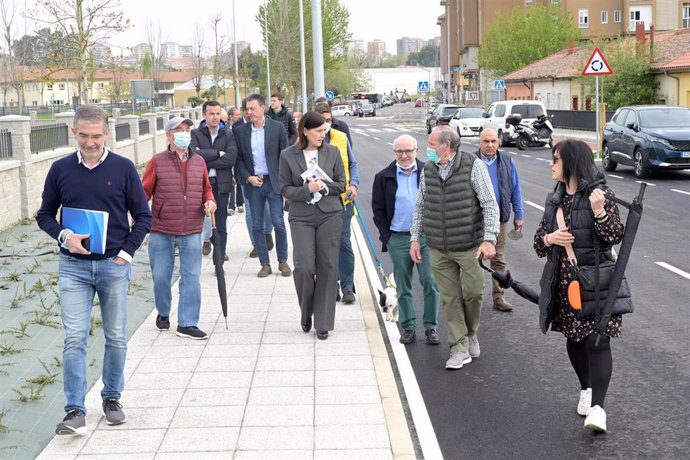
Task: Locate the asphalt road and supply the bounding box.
[347,103,690,459]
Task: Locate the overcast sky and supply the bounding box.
[110,0,444,54]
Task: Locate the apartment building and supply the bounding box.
[438,0,690,103]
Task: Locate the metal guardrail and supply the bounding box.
[0,128,12,159]
[29,123,69,153]
[115,122,131,141]
[139,119,150,136]
[156,117,164,131]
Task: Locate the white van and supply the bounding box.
[481,100,548,147]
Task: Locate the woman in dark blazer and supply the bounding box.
[279,111,346,340]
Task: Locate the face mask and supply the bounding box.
[324,122,331,134]
[426,147,439,163]
[173,132,191,149]
[396,162,415,170]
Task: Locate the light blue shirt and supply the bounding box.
[251,122,269,175]
[390,165,418,232]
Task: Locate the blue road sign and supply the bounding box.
[492,80,506,91]
[418,81,429,92]
[325,90,335,100]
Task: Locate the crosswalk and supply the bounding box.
[350,126,415,134]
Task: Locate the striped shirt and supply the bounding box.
[410,154,500,244]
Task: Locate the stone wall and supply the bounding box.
[0,108,202,232]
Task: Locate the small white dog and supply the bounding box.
[377,274,398,322]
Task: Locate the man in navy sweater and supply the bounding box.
[37,105,152,435]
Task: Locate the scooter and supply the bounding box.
[506,114,554,150]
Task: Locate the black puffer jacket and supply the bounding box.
[267,104,297,145]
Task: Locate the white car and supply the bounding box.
[331,105,353,117]
[481,100,548,147]
[449,107,485,137]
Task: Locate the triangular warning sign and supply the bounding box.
[582,47,613,76]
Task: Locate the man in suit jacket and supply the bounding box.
[191,100,237,260]
[235,94,292,278]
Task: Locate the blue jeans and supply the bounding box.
[58,254,131,413]
[246,177,288,265]
[148,232,202,328]
[339,203,355,292]
[242,184,273,246]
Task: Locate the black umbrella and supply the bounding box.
[596,183,646,333]
[478,258,540,304]
[210,213,228,329]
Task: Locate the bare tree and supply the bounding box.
[209,12,230,103]
[190,21,206,99]
[144,18,165,106]
[1,0,25,112]
[30,0,130,104]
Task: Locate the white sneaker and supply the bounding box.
[584,405,607,432]
[445,351,472,370]
[468,335,480,358]
[577,388,592,416]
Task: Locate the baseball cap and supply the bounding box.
[165,116,194,131]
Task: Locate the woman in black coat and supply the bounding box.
[534,140,625,434]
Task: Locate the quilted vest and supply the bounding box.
[150,149,206,235]
[423,151,484,251]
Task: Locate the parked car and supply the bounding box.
[359,103,376,117]
[481,100,547,147]
[331,104,353,117]
[426,104,462,133]
[415,98,424,108]
[602,105,690,178]
[449,106,485,137]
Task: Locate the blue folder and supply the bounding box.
[61,207,109,254]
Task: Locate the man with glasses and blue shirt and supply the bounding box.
[372,135,440,345]
[37,105,152,435]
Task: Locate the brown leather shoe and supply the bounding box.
[265,233,274,251]
[202,241,212,256]
[249,247,258,258]
[278,261,292,277]
[493,296,513,312]
[257,265,272,278]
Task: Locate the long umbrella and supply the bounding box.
[596,183,646,333]
[478,258,540,304]
[210,213,228,329]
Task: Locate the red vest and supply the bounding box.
[150,149,206,235]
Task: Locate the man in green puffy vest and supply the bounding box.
[410,126,500,370]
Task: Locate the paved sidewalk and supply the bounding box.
[37,213,415,459]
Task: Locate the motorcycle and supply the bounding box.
[506,113,554,150]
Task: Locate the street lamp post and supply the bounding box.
[298,0,308,112]
[264,0,271,97]
[232,0,241,108]
[311,0,325,98]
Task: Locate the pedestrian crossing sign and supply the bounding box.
[418,81,429,92]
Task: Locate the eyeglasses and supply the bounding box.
[394,149,416,156]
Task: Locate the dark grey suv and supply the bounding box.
[602,105,690,178]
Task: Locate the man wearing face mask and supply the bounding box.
[142,117,217,340]
[372,135,440,345]
[315,102,360,304]
[410,126,499,369]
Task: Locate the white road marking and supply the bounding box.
[635,180,656,186]
[522,154,533,158]
[536,158,550,162]
[655,262,690,280]
[671,189,690,196]
[387,142,394,146]
[352,223,444,460]
[525,200,545,212]
[607,174,625,179]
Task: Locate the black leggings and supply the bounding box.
[566,334,612,408]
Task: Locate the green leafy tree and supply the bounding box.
[478,5,580,77]
[407,45,440,67]
[257,0,351,101]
